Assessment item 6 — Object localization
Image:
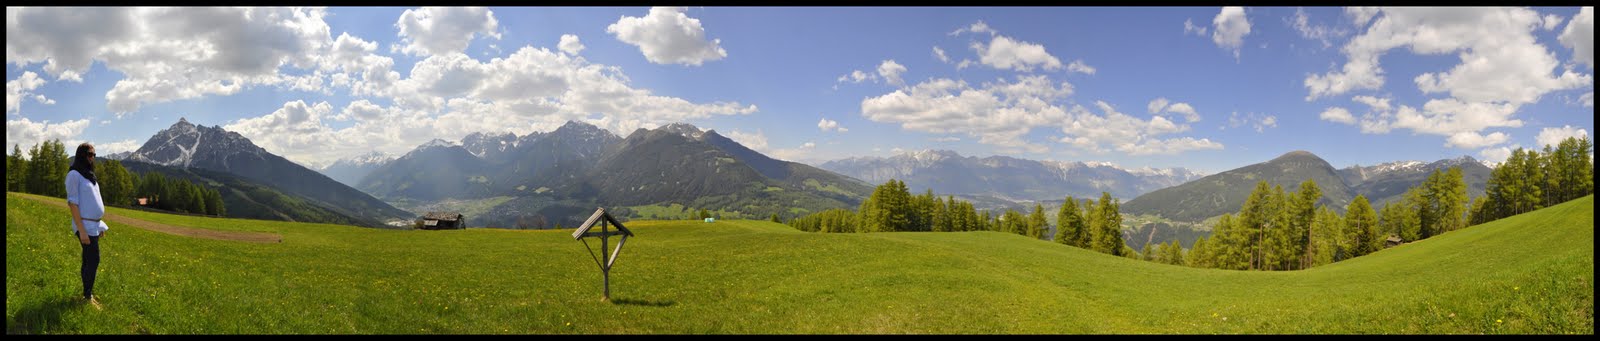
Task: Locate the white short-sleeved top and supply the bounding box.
[65,170,109,236]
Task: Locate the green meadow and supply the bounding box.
[6,191,1592,334]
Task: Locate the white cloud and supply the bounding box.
[1183,19,1208,36]
[92,139,141,155]
[1289,7,1348,49]
[1479,144,1522,167]
[395,7,500,57]
[931,136,960,142]
[558,34,584,56]
[7,7,350,115]
[1147,97,1201,123]
[1306,7,1591,103]
[1536,125,1590,149]
[6,71,49,114]
[1224,111,1276,133]
[1351,95,1391,112]
[932,46,949,63]
[1390,99,1522,136]
[1543,14,1565,31]
[973,35,1063,72]
[861,75,1073,153]
[1445,131,1510,149]
[1579,91,1595,108]
[5,117,89,153]
[1212,7,1253,59]
[1568,6,1593,69]
[950,20,995,36]
[606,7,727,66]
[817,118,846,133]
[1346,7,1380,28]
[1066,59,1096,75]
[33,95,55,105]
[1319,106,1356,124]
[726,129,768,152]
[955,59,974,70]
[878,60,907,86]
[1061,102,1220,155]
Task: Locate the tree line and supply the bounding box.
[1472,136,1594,225]
[9,140,224,216]
[787,179,1134,257]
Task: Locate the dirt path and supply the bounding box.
[19,195,282,243]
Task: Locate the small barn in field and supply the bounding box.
[420,212,465,230]
[1385,235,1405,248]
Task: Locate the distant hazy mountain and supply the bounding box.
[318,151,393,188]
[818,149,1207,202]
[1124,151,1493,223]
[1122,151,1354,223]
[358,139,490,201]
[1338,156,1492,206]
[366,121,872,228]
[121,160,377,227]
[125,118,412,226]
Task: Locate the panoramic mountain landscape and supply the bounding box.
[6,6,1592,335]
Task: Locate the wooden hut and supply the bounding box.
[1384,235,1404,248]
[420,212,465,230]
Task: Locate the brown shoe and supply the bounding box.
[85,296,103,310]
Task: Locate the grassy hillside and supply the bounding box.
[6,191,1591,334]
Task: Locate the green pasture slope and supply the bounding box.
[7,191,1592,334]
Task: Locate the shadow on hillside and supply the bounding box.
[6,296,81,334]
[609,298,676,307]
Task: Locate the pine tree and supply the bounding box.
[7,144,27,192]
[1291,179,1321,269]
[1345,195,1380,257]
[1027,203,1047,240]
[1055,196,1083,247]
[1188,236,1210,268]
[1092,192,1125,256]
[1141,243,1155,261]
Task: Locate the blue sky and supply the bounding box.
[6,7,1594,174]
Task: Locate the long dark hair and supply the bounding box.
[70,142,97,185]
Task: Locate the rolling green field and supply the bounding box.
[6,191,1592,334]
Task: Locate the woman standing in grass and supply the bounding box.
[65,142,108,309]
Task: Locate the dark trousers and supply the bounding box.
[75,231,100,299]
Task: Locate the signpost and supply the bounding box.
[572,207,633,301]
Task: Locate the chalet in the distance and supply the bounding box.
[419,212,465,230]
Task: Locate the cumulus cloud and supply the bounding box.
[1147,97,1201,123]
[7,7,353,114]
[726,129,768,152]
[5,117,89,153]
[878,60,907,86]
[1306,7,1590,102]
[558,34,584,55]
[1183,19,1208,36]
[862,75,1074,153]
[817,118,846,133]
[1066,59,1096,75]
[1559,7,1593,70]
[395,7,500,57]
[92,139,141,155]
[1212,7,1253,59]
[1062,102,1222,155]
[1288,7,1348,49]
[1543,14,1565,31]
[6,71,49,114]
[974,35,1064,72]
[1536,125,1590,149]
[932,46,949,63]
[1479,145,1517,166]
[1445,131,1510,149]
[950,20,995,36]
[1319,106,1356,124]
[1223,111,1276,133]
[606,7,727,66]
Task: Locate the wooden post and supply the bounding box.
[601,218,610,301]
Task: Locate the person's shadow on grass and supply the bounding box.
[6,295,84,334]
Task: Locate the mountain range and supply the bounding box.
[356,121,873,228]
[818,149,1207,202]
[318,151,393,188]
[1123,151,1492,223]
[123,118,412,227]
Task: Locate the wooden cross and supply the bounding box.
[572,207,633,301]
